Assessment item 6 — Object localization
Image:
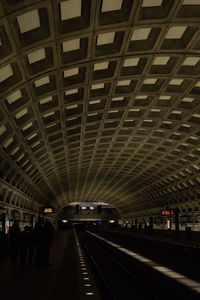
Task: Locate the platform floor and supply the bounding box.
[106,228,200,248]
[0,230,80,300]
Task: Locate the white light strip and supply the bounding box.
[22,122,33,131]
[0,125,6,136]
[4,137,14,148]
[11,146,20,156]
[32,141,40,148]
[74,230,96,297]
[87,231,200,294]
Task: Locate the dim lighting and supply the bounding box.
[167,220,170,229]
[62,220,68,223]
[88,231,200,295]
[84,284,92,287]
[85,292,94,296]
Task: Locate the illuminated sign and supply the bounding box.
[43,207,55,213]
[161,209,174,216]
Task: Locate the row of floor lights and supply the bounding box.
[78,247,94,296]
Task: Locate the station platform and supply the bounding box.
[0,229,100,300]
[105,228,200,248]
[120,230,200,248]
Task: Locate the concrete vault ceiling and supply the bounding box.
[0,0,200,216]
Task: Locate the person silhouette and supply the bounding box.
[9,220,21,265]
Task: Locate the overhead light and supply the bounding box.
[0,125,6,136]
[62,220,68,223]
[0,64,13,83]
[17,10,40,34]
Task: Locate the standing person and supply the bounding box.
[33,218,44,267]
[43,220,54,266]
[26,226,34,265]
[9,220,21,265]
[33,219,54,267]
[0,229,3,259]
[19,226,29,266]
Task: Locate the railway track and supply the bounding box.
[78,231,200,300]
[94,230,200,282]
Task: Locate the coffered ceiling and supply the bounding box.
[0,0,200,217]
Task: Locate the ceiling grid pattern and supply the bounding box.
[0,0,200,215]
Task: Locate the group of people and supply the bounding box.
[0,229,8,259]
[7,218,55,267]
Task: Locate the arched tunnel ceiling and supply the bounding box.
[0,0,200,216]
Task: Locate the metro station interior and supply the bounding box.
[0,0,200,299]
